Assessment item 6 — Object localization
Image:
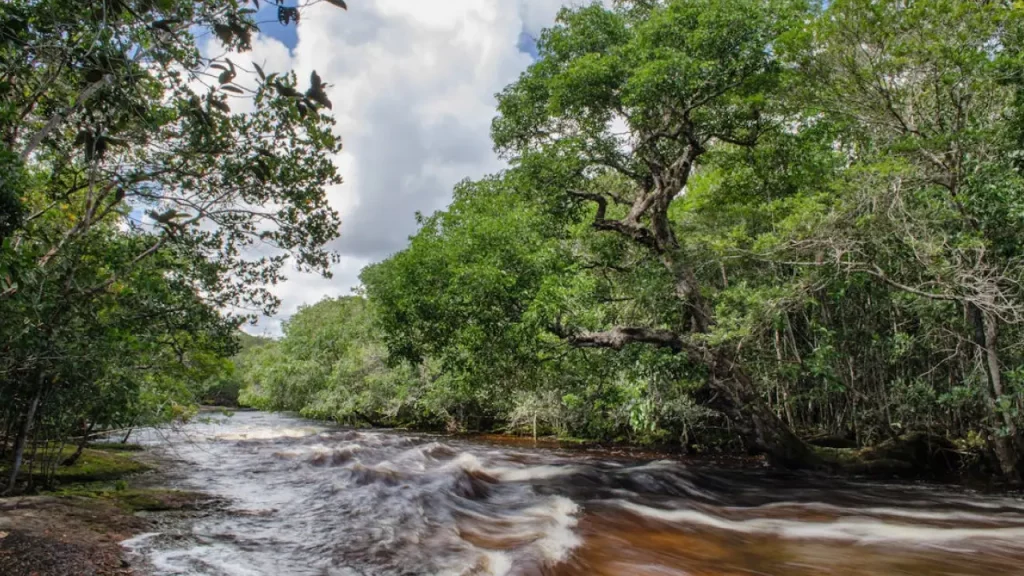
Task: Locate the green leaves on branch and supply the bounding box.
[0,0,347,489]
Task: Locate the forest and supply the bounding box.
[5,0,1024,492]
[238,0,1024,483]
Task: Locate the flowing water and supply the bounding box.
[123,411,1024,576]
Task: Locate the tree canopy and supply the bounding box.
[0,0,347,492]
[235,0,1024,483]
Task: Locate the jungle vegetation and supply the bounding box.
[6,0,1024,490]
[238,0,1024,483]
[0,0,346,492]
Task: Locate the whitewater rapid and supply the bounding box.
[121,411,1024,576]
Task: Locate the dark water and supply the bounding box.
[123,411,1024,575]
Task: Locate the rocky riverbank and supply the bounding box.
[0,444,215,576]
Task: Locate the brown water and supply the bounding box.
[123,411,1024,575]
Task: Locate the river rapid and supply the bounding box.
[123,411,1024,576]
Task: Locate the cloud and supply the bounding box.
[230,0,587,335]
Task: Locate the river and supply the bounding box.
[122,411,1024,575]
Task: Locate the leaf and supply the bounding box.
[253,62,266,80]
[213,23,233,46]
[273,82,300,98]
[207,91,231,112]
[209,63,229,72]
[150,19,180,32]
[254,159,270,182]
[277,5,294,25]
[306,87,332,110]
[325,0,347,9]
[210,99,231,113]
[220,85,245,94]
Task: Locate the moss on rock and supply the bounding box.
[815,432,961,478]
[54,483,216,512]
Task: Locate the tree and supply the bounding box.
[236,297,439,429]
[490,0,819,466]
[0,0,347,491]
[784,0,1024,480]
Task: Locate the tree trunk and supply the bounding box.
[6,384,43,494]
[710,351,821,469]
[569,148,820,470]
[62,421,95,467]
[968,302,1021,483]
[0,407,15,459]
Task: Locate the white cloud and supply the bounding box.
[232,0,588,336]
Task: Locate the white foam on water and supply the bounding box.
[617,501,1024,546]
[448,452,487,473]
[481,550,513,576]
[121,531,162,550]
[752,501,1024,524]
[156,546,264,576]
[217,427,321,441]
[489,464,581,482]
[526,495,582,563]
[445,452,582,483]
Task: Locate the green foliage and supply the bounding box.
[11,0,1014,479]
[240,2,1024,474]
[359,0,1024,472]
[1,446,150,485]
[237,297,443,428]
[0,0,347,491]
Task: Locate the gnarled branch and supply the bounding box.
[550,324,688,354]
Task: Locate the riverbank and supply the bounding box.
[288,416,1002,487]
[0,443,216,576]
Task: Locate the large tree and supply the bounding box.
[490,0,819,466]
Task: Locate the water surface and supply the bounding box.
[124,411,1024,575]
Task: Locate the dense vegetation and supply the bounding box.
[5,0,1024,490]
[236,0,1024,483]
[0,0,346,492]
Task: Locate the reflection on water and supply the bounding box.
[122,411,1024,575]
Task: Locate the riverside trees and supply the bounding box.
[194,0,1023,482]
[345,0,1024,480]
[0,0,345,491]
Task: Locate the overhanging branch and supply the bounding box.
[550,324,688,354]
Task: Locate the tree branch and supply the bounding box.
[20,75,112,162]
[552,324,688,354]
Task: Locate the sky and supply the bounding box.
[211,0,590,337]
